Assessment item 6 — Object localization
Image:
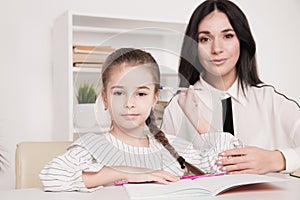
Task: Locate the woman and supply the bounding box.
[161,0,300,174]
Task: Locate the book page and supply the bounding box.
[192,174,286,195]
[290,168,300,178]
[123,174,287,199]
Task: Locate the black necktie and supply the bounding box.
[222,97,234,135]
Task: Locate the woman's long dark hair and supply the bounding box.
[179,0,262,92]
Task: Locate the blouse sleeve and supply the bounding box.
[275,94,300,173]
[166,134,213,173]
[39,145,104,192]
[167,132,242,174]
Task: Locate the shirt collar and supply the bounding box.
[227,78,248,106]
[196,76,248,107]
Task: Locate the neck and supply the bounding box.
[111,124,149,147]
[203,71,237,91]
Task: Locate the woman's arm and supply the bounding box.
[216,147,286,174]
[177,86,215,134]
[217,88,300,174]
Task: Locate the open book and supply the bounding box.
[290,168,300,178]
[123,174,286,199]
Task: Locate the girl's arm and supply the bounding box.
[40,145,178,192]
[39,145,104,192]
[83,166,179,188]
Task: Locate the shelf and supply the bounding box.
[73,67,102,73]
[72,67,177,76]
[72,13,186,33]
[53,11,186,141]
[73,26,184,36]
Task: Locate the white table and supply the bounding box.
[1,174,299,200]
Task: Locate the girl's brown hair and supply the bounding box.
[102,48,204,175]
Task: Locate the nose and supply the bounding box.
[211,39,223,55]
[125,94,135,109]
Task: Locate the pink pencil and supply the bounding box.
[114,173,224,186]
[180,173,224,180]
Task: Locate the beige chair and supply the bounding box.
[15,141,72,189]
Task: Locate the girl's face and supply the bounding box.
[102,63,158,132]
[197,11,240,86]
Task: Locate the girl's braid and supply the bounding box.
[146,110,205,175]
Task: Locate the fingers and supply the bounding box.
[152,170,179,183]
[177,92,185,107]
[217,158,250,173]
[218,154,246,166]
[216,147,268,174]
[219,147,248,157]
[185,85,199,105]
[229,169,256,174]
[215,147,249,173]
[215,147,283,174]
[178,85,198,107]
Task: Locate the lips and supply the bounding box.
[121,114,140,119]
[211,58,227,66]
[122,114,139,117]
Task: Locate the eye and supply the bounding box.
[137,92,147,97]
[224,33,234,39]
[198,36,210,43]
[113,90,125,96]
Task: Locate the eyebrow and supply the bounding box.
[198,28,234,35]
[137,86,151,90]
[111,86,124,90]
[110,86,151,90]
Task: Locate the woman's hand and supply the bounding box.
[216,146,286,174]
[177,86,212,134]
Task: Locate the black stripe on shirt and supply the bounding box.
[253,84,300,108]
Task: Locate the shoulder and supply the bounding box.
[249,84,300,108]
[70,132,121,161]
[70,132,108,149]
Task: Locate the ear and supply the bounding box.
[101,90,108,108]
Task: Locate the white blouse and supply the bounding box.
[161,77,300,173]
[39,131,239,192]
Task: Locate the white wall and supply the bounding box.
[235,0,300,102]
[0,0,299,190]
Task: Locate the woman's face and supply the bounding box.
[197,11,240,87]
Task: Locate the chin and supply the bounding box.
[119,123,143,130]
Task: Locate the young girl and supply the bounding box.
[40,48,240,192]
[161,0,300,174]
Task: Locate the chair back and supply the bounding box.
[15,141,71,189]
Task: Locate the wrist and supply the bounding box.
[196,117,213,134]
[272,150,286,172]
[110,166,131,181]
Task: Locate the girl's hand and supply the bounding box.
[83,166,178,188]
[124,169,179,184]
[177,86,212,134]
[216,146,286,174]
